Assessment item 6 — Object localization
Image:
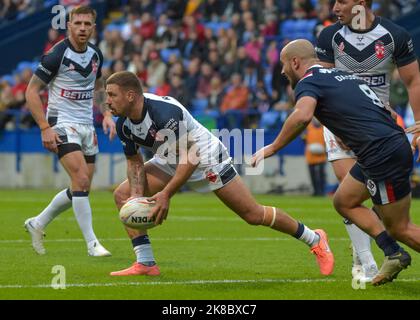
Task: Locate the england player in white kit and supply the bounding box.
[24,6,116,256]
[105,71,334,277]
[316,0,420,281]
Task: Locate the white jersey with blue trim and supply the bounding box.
[116,93,229,168]
[34,38,103,125]
[316,16,417,104]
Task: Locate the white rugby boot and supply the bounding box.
[88,240,112,257]
[24,217,46,255]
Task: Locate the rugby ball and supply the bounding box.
[119,197,156,230]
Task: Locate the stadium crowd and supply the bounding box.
[0,0,418,133]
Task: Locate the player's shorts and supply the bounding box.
[349,141,413,205]
[50,121,99,158]
[323,127,356,162]
[148,156,238,193]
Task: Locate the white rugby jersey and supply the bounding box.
[116,93,229,168]
[316,16,417,104]
[35,38,103,125]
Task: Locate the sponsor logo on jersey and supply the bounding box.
[359,74,386,87]
[60,89,93,100]
[367,179,377,196]
[375,40,385,59]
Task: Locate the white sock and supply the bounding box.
[134,244,155,265]
[345,222,377,268]
[72,193,97,244]
[35,188,72,229]
[297,224,320,247]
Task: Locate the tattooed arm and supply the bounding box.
[126,153,147,198]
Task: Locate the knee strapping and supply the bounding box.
[262,206,277,227]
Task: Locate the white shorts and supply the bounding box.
[323,127,356,162]
[53,122,99,156]
[148,156,238,193]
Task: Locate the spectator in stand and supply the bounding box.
[244,33,264,64]
[203,0,227,21]
[138,12,156,41]
[207,75,224,112]
[196,62,214,99]
[169,74,188,107]
[0,78,16,131]
[121,13,141,41]
[43,28,65,54]
[271,60,290,103]
[266,40,280,71]
[303,118,327,197]
[219,51,237,83]
[221,72,249,113]
[233,46,251,77]
[184,57,201,102]
[146,50,167,88]
[127,53,148,84]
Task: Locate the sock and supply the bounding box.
[34,188,73,229]
[375,231,401,256]
[344,220,377,267]
[294,222,320,247]
[132,235,155,266]
[72,191,97,244]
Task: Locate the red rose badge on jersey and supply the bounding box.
[205,169,218,183]
[92,60,98,74]
[375,40,385,59]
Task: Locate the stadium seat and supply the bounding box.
[160,48,181,63]
[191,98,208,115]
[1,74,16,86]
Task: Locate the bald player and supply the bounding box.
[252,40,420,286]
[316,0,420,282]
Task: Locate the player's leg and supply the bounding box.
[371,195,417,285]
[24,187,73,255]
[24,125,77,254]
[376,195,420,251]
[326,127,376,279]
[213,175,334,275]
[333,167,411,284]
[58,148,110,256]
[111,161,172,276]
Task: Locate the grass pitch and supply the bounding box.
[0,189,419,300]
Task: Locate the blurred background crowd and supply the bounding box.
[1,0,419,133]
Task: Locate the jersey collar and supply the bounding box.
[347,16,380,34]
[129,96,148,124]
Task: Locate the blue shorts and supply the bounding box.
[349,141,413,205]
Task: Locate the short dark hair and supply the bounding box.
[363,0,373,8]
[69,5,97,22]
[106,71,143,95]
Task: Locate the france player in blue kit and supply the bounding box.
[252,40,420,285]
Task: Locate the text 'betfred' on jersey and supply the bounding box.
[60,89,93,100]
[60,88,94,100]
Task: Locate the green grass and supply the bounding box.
[0,189,419,300]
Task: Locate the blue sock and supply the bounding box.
[375,231,400,256]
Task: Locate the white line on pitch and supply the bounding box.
[0,237,350,244]
[1,278,419,289]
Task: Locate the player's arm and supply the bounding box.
[315,27,335,69]
[148,134,199,225]
[25,75,62,153]
[251,96,317,167]
[400,61,420,160]
[126,153,147,197]
[95,77,116,140]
